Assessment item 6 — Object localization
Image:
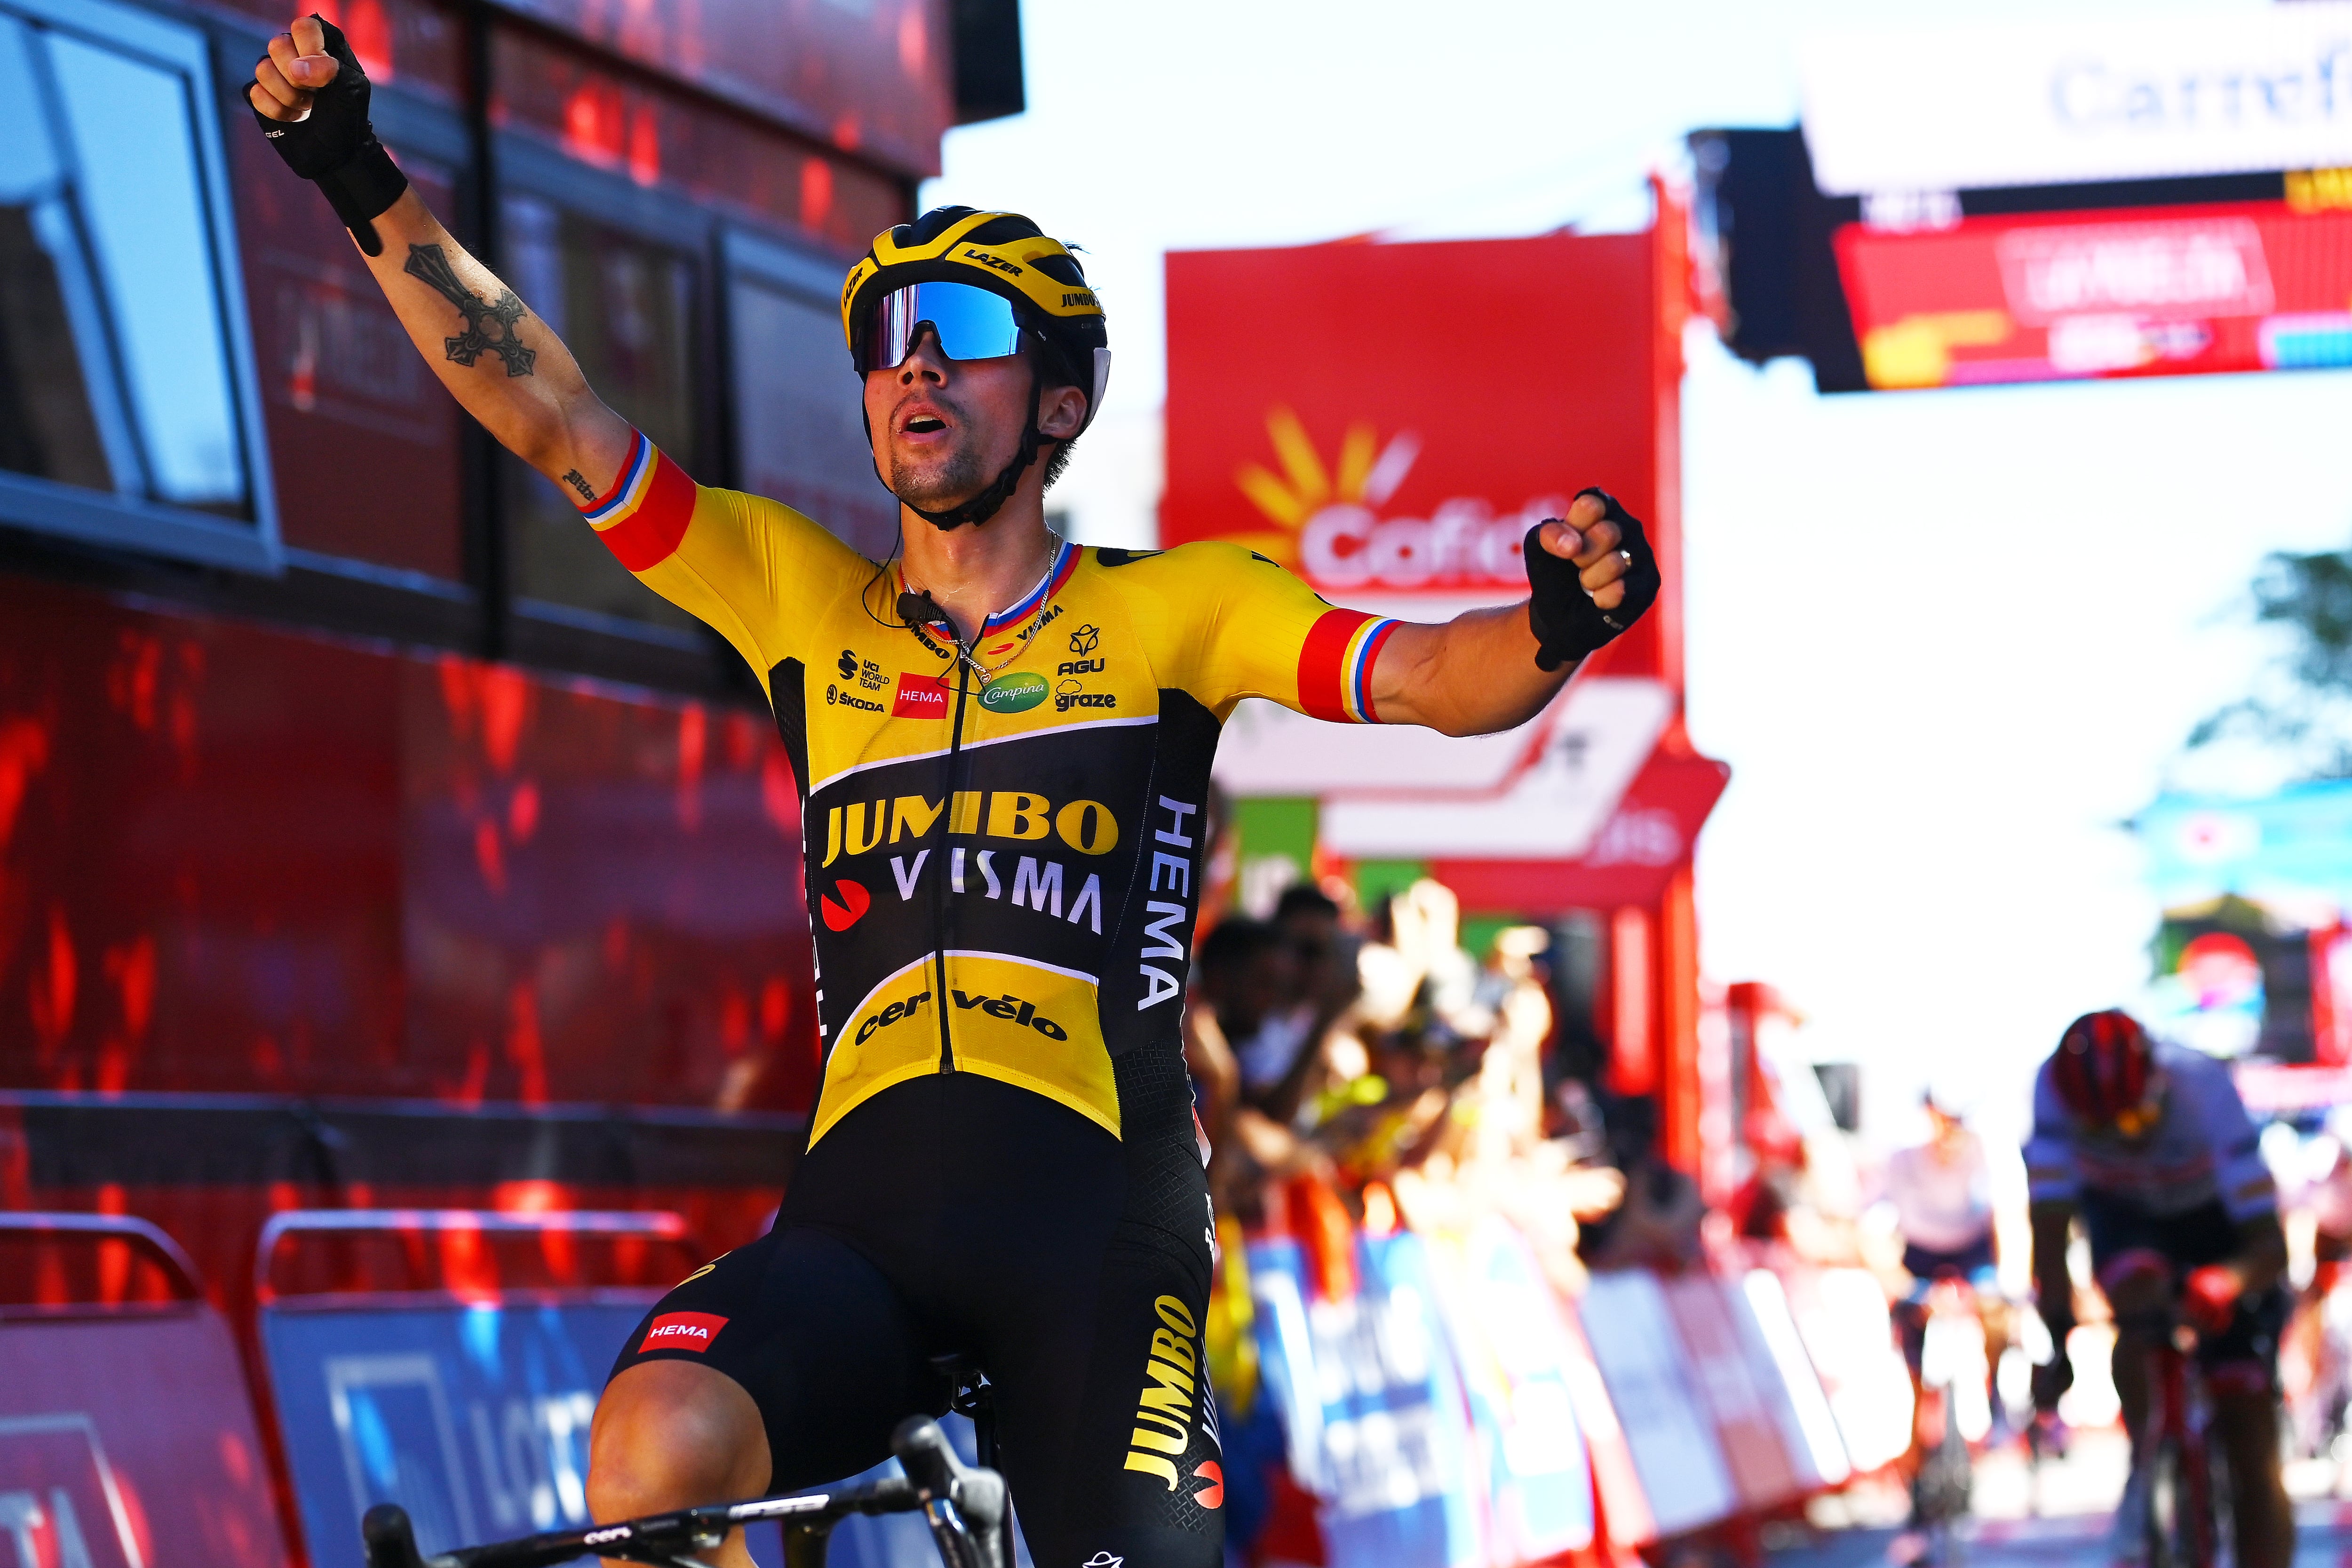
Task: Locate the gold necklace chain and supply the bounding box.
[904,535,1062,686]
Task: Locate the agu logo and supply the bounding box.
[641,1311,729,1353]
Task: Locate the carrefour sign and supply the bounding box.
[1801,6,2352,196]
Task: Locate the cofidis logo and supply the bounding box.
[1230,407,1563,592]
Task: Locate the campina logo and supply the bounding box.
[1232,407,1562,591]
[979,671,1049,713]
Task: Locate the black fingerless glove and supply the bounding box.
[1524,487,1662,672]
[249,15,407,256]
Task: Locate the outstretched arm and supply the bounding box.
[248,17,633,499]
[1368,491,1642,735]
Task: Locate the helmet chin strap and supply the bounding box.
[872,361,1048,533]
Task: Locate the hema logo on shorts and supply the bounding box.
[641,1311,730,1353]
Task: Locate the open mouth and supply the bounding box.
[906,415,946,433]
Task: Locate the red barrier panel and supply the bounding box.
[0,1216,289,1568]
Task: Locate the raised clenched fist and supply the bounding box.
[247,13,341,125]
[244,15,406,253]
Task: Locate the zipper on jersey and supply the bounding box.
[931,656,971,1074]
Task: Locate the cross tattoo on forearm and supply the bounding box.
[403,243,537,377]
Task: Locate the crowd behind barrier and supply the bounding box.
[1,865,1922,1568]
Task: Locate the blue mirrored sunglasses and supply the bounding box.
[858,281,1028,372]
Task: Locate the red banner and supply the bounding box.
[1835,199,2352,390]
[1163,229,1680,683]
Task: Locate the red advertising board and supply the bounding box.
[1162,223,1684,687]
[1835,199,2352,390]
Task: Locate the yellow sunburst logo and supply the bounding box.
[1230,407,1420,566]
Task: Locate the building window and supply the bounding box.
[0,0,275,570]
[500,188,703,639]
[724,227,897,562]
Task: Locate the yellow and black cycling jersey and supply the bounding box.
[581,430,1399,1147]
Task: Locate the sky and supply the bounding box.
[923,0,2352,1140]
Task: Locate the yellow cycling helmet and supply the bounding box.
[842,207,1110,529]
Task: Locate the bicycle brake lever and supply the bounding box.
[892,1417,1008,1568]
[364,1506,461,1568]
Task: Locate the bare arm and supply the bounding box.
[2029,1200,2077,1332]
[1368,492,1634,735]
[249,21,632,499]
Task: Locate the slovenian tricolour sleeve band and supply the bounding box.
[1295,608,1399,724]
[580,429,698,572]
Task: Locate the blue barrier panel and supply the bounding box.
[1248,1235,1481,1568]
[1423,1218,1594,1561]
[263,1297,652,1567]
[266,1299,1033,1568]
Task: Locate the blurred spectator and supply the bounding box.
[1580,1095,1704,1272]
[1199,919,1310,1108]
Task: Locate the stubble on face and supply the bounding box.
[886,389,988,509]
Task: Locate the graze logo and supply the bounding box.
[1231,406,1563,591]
[1055,680,1116,712]
[1136,797,1198,1011]
[978,671,1049,713]
[1122,1295,1219,1494]
[1068,624,1100,655]
[893,671,950,718]
[823,790,1120,866]
[819,879,871,931]
[640,1311,729,1353]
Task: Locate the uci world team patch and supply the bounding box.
[641,1311,729,1354]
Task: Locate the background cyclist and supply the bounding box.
[2025,1010,2293,1568]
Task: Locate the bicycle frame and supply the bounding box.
[2130,1319,2234,1568]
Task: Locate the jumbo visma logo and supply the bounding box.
[979,671,1049,713]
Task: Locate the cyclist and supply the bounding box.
[248,22,1656,1567]
[1883,1090,2012,1566]
[2024,1010,2293,1568]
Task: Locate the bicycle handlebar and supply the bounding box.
[360,1418,1004,1568]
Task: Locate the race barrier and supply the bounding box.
[1241,1212,1902,1568]
[251,1208,1025,1568]
[1,1200,1899,1568]
[255,1209,694,1568]
[0,1214,290,1568]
